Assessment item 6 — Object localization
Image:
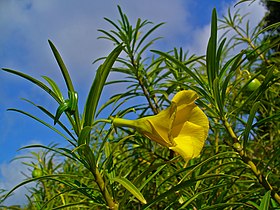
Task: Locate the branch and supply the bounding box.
[223,119,280,205]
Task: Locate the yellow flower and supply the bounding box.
[113,90,209,162]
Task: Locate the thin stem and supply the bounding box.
[129,52,160,115]
[92,167,118,209]
[231,25,269,65]
[223,118,280,205]
[138,76,160,114]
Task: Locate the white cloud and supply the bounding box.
[188,24,211,55]
[0,0,188,89]
[0,0,191,117]
[1,0,266,89]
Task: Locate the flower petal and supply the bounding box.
[170,122,206,162]
[172,90,198,106]
[187,106,209,140]
[141,105,176,147]
[171,90,198,126]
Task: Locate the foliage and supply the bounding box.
[1,4,280,210]
[262,0,280,32]
[262,0,280,63]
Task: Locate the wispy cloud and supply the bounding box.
[0,0,189,87]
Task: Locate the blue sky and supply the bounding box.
[0,0,265,206]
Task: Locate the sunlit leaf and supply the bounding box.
[42,76,64,101]
[259,191,271,210]
[48,40,75,92]
[112,177,147,204]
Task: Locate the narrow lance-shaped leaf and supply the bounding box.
[54,101,69,125]
[112,177,147,204]
[80,145,96,171]
[213,78,223,115]
[48,40,75,92]
[2,174,79,202]
[24,98,76,140]
[206,8,218,89]
[53,91,78,125]
[243,101,260,149]
[54,91,78,124]
[78,126,92,146]
[135,22,165,53]
[216,38,227,72]
[83,44,123,127]
[151,50,208,91]
[48,40,81,134]
[42,76,64,101]
[143,174,238,209]
[131,18,142,52]
[2,68,80,135]
[259,191,271,210]
[67,91,78,113]
[235,67,273,115]
[1,68,62,104]
[21,98,77,141]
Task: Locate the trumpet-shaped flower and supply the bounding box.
[112,90,209,162]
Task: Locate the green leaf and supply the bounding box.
[219,52,244,106]
[48,40,75,92]
[243,101,260,148]
[19,144,77,161]
[2,173,81,202]
[98,29,121,44]
[112,177,147,204]
[78,144,96,170]
[234,0,254,6]
[78,126,92,146]
[54,101,69,125]
[235,67,274,115]
[68,91,78,113]
[216,38,227,71]
[253,112,280,128]
[2,67,81,135]
[42,75,64,101]
[253,22,280,39]
[135,22,165,54]
[259,191,271,210]
[200,202,249,210]
[2,68,62,104]
[22,98,76,141]
[206,8,218,88]
[180,183,228,208]
[83,44,123,127]
[213,78,223,115]
[48,41,81,134]
[143,174,238,209]
[151,50,209,92]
